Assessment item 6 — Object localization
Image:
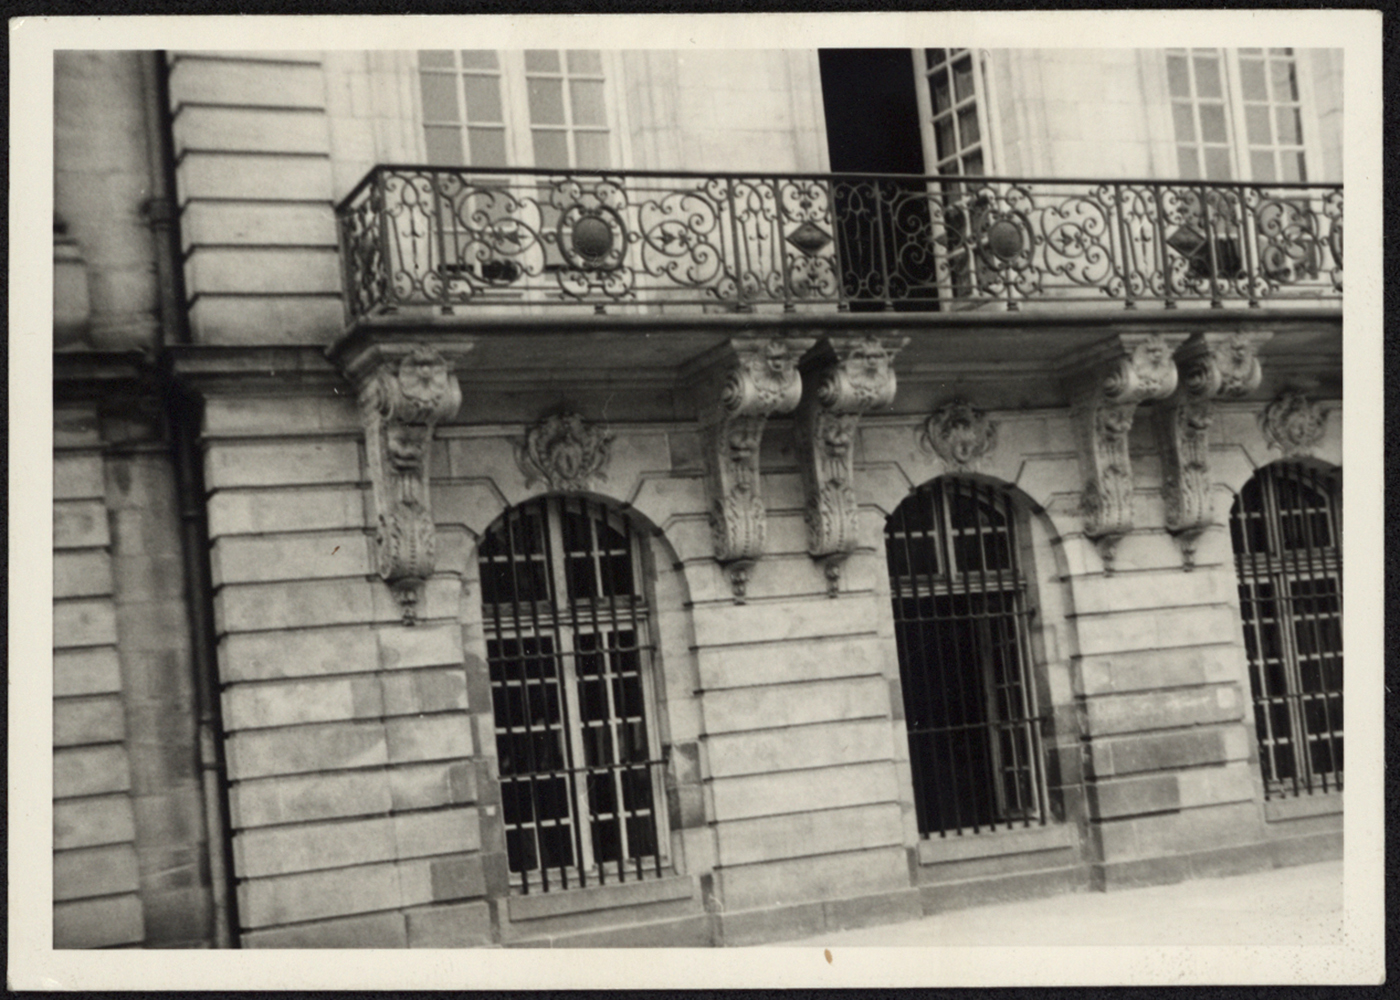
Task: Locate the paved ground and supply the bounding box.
[774,860,1344,947]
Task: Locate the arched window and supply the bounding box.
[885,477,1048,837]
[478,495,665,892]
[1230,462,1342,798]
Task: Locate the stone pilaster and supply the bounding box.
[1067,332,1190,572]
[795,334,906,596]
[1155,332,1269,568]
[351,344,464,623]
[697,336,814,601]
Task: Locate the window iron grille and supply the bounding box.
[479,495,667,893]
[885,477,1049,837]
[1230,462,1342,799]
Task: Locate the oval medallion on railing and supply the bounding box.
[561,206,626,271]
[986,218,1025,261]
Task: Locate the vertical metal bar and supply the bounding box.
[928,482,963,835]
[724,177,746,311]
[432,168,450,312]
[377,169,396,311]
[1112,181,1137,310]
[874,179,894,311]
[895,494,935,837]
[1201,184,1223,307]
[551,496,589,888]
[1153,183,1177,309]
[940,479,982,833]
[774,177,795,311]
[1240,184,1261,307]
[966,478,1001,830]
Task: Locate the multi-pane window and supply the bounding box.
[1230,463,1342,799]
[478,496,665,892]
[918,49,988,177]
[418,49,612,169]
[1167,48,1310,182]
[885,478,1048,837]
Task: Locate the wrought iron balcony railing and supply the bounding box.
[337,166,1342,319]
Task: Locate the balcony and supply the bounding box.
[336,166,1342,321]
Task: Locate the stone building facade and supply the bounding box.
[52,47,1343,948]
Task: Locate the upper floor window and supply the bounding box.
[885,477,1049,837]
[478,495,667,893]
[418,49,613,170]
[916,48,990,177]
[1168,48,1310,182]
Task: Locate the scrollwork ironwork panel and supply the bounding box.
[336,167,1342,318]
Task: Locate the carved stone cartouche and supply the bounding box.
[922,399,998,471]
[358,345,463,624]
[517,411,615,492]
[1260,387,1328,458]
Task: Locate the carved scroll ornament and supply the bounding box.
[517,412,614,492]
[359,345,463,624]
[1260,387,1328,457]
[922,399,998,471]
[1155,332,1269,568]
[1070,333,1189,572]
[700,337,813,600]
[796,335,906,596]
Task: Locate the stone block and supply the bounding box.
[921,865,1085,915]
[111,553,187,602]
[222,675,383,731]
[210,531,371,585]
[224,719,388,780]
[1090,727,1234,777]
[689,592,878,648]
[54,406,101,448]
[238,860,402,928]
[204,395,360,438]
[54,744,131,797]
[406,900,493,947]
[708,760,900,821]
[703,717,894,778]
[545,913,715,948]
[52,550,113,599]
[916,821,1078,866]
[386,714,473,764]
[215,578,374,633]
[396,853,486,905]
[714,802,904,867]
[107,507,182,557]
[389,761,479,811]
[1086,774,1181,820]
[381,669,468,717]
[1263,792,1343,823]
[186,246,341,296]
[168,56,327,110]
[1082,684,1243,736]
[370,576,462,624]
[394,808,482,859]
[53,453,105,499]
[53,794,137,850]
[701,675,889,734]
[53,695,126,747]
[53,894,144,949]
[824,886,925,932]
[177,150,332,201]
[220,625,378,682]
[1074,644,1246,696]
[717,901,826,946]
[53,647,123,694]
[1132,801,1263,857]
[204,438,361,490]
[715,843,908,911]
[377,623,464,669]
[53,843,141,901]
[230,769,393,827]
[53,499,110,549]
[243,909,409,948]
[1177,762,1255,809]
[174,106,330,156]
[207,485,367,536]
[1072,603,1238,656]
[695,634,884,690]
[234,816,395,878]
[188,294,345,346]
[1068,565,1234,615]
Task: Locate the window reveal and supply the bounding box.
[479,495,665,893]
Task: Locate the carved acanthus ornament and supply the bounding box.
[922,399,998,471]
[796,335,907,596]
[1154,332,1269,569]
[1260,387,1328,457]
[698,336,813,601]
[1069,332,1189,572]
[517,412,614,492]
[357,345,463,624]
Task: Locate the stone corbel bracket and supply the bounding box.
[1155,332,1270,569]
[1066,332,1189,574]
[696,336,815,602]
[348,344,465,624]
[795,334,907,596]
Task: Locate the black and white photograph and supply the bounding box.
[10,9,1383,989]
